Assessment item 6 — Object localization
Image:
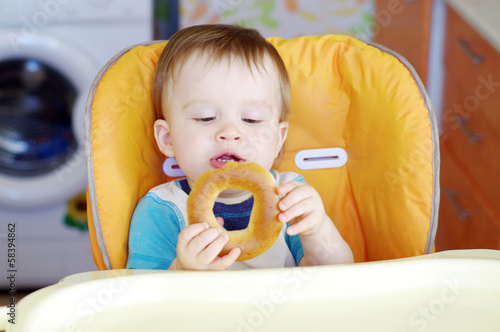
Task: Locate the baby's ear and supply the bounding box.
[275,121,289,155]
[154,119,175,157]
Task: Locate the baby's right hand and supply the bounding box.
[170,221,241,271]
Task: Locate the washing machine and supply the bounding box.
[0,0,153,288]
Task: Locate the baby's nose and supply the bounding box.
[216,124,241,141]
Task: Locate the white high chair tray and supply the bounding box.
[1,250,499,332]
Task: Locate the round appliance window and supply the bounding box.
[0,59,77,177]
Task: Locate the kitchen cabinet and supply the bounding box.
[435,7,500,250]
[373,0,433,85]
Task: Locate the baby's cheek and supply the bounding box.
[240,142,258,160]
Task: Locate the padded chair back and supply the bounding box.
[85,35,439,270]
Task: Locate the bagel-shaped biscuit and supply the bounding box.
[187,162,282,261]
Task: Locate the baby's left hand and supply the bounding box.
[277,181,327,237]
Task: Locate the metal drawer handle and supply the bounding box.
[444,188,470,221]
[455,38,484,65]
[451,114,482,144]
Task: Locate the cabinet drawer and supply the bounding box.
[445,7,500,84]
[444,8,500,131]
[436,147,500,251]
[441,80,500,207]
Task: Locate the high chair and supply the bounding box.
[6,35,500,332]
[85,34,440,270]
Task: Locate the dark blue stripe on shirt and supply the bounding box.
[180,179,253,231]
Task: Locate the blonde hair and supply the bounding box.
[152,24,290,124]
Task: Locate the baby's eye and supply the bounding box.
[194,117,215,123]
[242,118,263,124]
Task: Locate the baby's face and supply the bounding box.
[156,53,288,190]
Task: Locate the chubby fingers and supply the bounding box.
[178,223,223,259]
[277,181,314,220]
[277,181,319,235]
[177,223,239,270]
[177,223,211,251]
[208,247,241,270]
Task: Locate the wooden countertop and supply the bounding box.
[444,0,500,53]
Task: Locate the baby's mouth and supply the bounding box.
[210,153,245,168]
[216,155,241,162]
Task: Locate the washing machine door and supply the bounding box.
[0,33,98,209]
